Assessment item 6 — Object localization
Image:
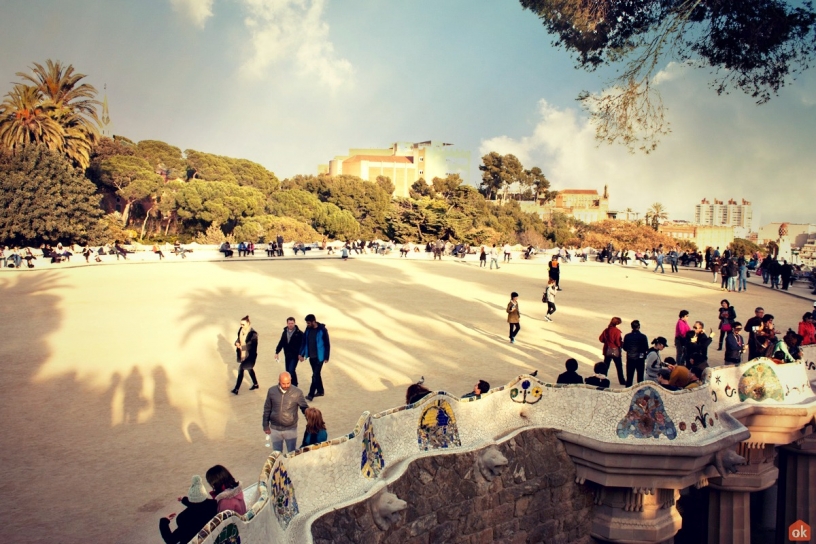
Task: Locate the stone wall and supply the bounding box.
[311,429,595,544]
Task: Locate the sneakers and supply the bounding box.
[249,384,259,390]
[231,389,239,395]
[545,315,553,322]
[510,338,515,344]
[306,395,314,401]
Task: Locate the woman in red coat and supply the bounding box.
[600,317,625,386]
[798,312,815,346]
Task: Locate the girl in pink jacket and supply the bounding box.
[205,465,247,515]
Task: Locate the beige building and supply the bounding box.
[659,222,735,250]
[319,141,471,198]
[519,186,612,223]
[757,223,816,248]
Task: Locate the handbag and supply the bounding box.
[721,323,732,332]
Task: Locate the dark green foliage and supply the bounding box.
[185,149,279,195]
[520,0,816,103]
[135,140,186,180]
[0,145,103,245]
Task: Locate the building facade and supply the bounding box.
[658,222,735,251]
[320,141,471,198]
[694,198,753,233]
[519,186,612,223]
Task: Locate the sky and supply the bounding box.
[1,0,815,225]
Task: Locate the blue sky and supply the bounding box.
[2,0,815,225]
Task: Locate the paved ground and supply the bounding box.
[0,254,811,543]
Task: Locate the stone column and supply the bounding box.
[591,485,681,543]
[776,434,816,544]
[707,443,778,544]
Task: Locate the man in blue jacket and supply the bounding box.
[299,314,330,401]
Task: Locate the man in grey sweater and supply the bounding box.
[263,372,308,453]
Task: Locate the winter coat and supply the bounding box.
[236,327,259,368]
[599,326,622,357]
[159,498,218,544]
[506,300,520,324]
[275,326,304,360]
[212,486,247,515]
[300,323,330,362]
[263,386,308,430]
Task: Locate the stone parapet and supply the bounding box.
[189,358,816,544]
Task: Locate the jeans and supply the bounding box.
[604,354,625,385]
[308,357,325,397]
[762,268,769,284]
[738,269,747,291]
[509,323,520,340]
[284,356,299,387]
[625,356,645,387]
[727,276,736,291]
[489,257,500,269]
[654,261,664,273]
[268,427,298,453]
[670,261,678,273]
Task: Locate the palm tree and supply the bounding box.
[0,84,64,152]
[12,60,100,169]
[645,202,668,231]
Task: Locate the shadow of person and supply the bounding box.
[217,333,237,365]
[123,366,148,424]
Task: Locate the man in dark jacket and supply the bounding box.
[556,359,584,384]
[622,320,649,386]
[232,316,259,395]
[275,317,304,387]
[299,314,331,401]
[263,372,308,452]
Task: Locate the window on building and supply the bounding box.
[419,157,424,162]
[419,170,423,175]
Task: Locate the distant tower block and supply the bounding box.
[100,84,112,138]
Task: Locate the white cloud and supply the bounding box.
[480,64,816,225]
[170,0,214,28]
[239,0,353,88]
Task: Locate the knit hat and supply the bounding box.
[188,475,208,503]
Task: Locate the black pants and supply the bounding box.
[285,356,299,387]
[604,354,625,385]
[626,356,645,387]
[546,302,556,316]
[509,323,520,340]
[234,364,257,390]
[551,274,560,288]
[718,329,727,350]
[308,357,324,397]
[671,261,678,273]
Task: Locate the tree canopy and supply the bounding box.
[0,145,103,245]
[520,0,816,151]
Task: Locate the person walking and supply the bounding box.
[599,317,625,386]
[548,255,561,290]
[503,243,512,263]
[669,247,679,273]
[299,314,330,401]
[263,372,308,453]
[506,292,520,344]
[300,407,328,448]
[489,245,500,270]
[543,278,557,322]
[479,246,487,268]
[622,320,649,386]
[738,256,748,292]
[275,317,304,387]
[653,249,665,273]
[232,316,259,395]
[716,299,737,351]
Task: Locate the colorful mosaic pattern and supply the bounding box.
[616,386,677,440]
[739,363,785,402]
[271,462,299,529]
[417,399,461,451]
[509,379,543,404]
[361,417,385,478]
[214,522,241,544]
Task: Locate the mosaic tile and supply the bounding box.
[616,387,677,440]
[271,462,299,529]
[739,363,785,402]
[417,399,461,450]
[213,522,240,544]
[361,417,385,478]
[509,379,543,404]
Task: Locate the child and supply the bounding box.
[205,465,247,514]
[159,475,218,544]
